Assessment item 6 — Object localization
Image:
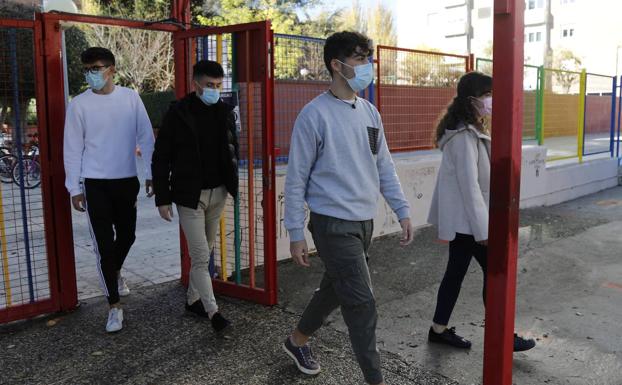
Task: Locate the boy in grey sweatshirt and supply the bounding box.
[281,31,413,385]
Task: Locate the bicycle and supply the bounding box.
[12,144,40,189]
[0,153,18,184]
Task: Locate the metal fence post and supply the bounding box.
[368,56,375,105]
[536,66,545,146]
[610,76,617,157]
[577,69,587,163]
[483,1,524,383]
[617,76,622,158]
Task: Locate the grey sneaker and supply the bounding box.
[282,337,321,375]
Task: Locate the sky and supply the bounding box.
[308,0,426,48]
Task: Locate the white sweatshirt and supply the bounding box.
[63,86,155,197]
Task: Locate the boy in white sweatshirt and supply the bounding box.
[63,47,154,333]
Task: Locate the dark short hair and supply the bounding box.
[323,31,374,76]
[81,47,115,66]
[193,60,225,80]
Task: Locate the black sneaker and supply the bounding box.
[210,312,231,332]
[513,334,536,352]
[428,327,472,349]
[282,337,321,375]
[185,300,209,318]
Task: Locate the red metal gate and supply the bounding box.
[0,17,60,323]
[174,22,277,305]
[1,14,276,324]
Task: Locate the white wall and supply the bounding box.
[275,145,618,260]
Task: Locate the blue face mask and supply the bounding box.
[85,70,108,91]
[338,61,374,92]
[199,88,220,105]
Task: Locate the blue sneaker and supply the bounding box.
[282,337,321,375]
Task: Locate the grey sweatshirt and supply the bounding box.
[284,91,410,242]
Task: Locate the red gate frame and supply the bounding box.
[0,17,60,323]
[36,12,179,318]
[2,12,277,323]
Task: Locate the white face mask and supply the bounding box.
[337,60,374,93]
[473,96,493,117]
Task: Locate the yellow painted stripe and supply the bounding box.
[216,34,223,64]
[0,180,12,306]
[547,154,577,162]
[577,69,587,163]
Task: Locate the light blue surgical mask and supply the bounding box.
[85,70,108,91]
[199,88,220,105]
[338,61,374,92]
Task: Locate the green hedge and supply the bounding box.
[140,90,177,129]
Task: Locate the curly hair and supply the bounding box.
[435,71,492,146]
[324,31,373,77]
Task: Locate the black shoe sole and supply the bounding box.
[428,331,472,349]
[513,341,536,352]
[211,322,231,333]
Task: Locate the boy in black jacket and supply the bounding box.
[152,60,238,332]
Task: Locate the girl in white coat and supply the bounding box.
[427,72,535,352]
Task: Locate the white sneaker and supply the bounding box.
[106,308,124,333]
[118,275,130,297]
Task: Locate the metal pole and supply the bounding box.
[466,0,473,55]
[610,76,617,157]
[483,0,525,383]
[577,69,586,163]
[617,76,622,158]
[615,45,621,81]
[536,66,545,145]
[9,29,35,303]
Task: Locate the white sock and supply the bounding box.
[432,323,447,334]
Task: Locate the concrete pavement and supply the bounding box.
[3,186,622,384]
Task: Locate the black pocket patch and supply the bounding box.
[367,126,380,155]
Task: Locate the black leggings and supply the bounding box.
[433,233,487,326]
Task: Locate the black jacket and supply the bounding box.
[152,93,239,209]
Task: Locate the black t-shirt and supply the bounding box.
[191,95,225,189]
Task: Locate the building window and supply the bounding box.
[478,7,491,19]
[529,32,535,42]
[536,32,542,41]
[528,0,544,8]
[562,28,575,38]
[561,0,576,4]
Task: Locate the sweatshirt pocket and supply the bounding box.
[367,126,380,155]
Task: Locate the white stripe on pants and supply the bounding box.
[177,185,228,314]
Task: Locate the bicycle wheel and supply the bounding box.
[12,156,41,189]
[0,154,17,183]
